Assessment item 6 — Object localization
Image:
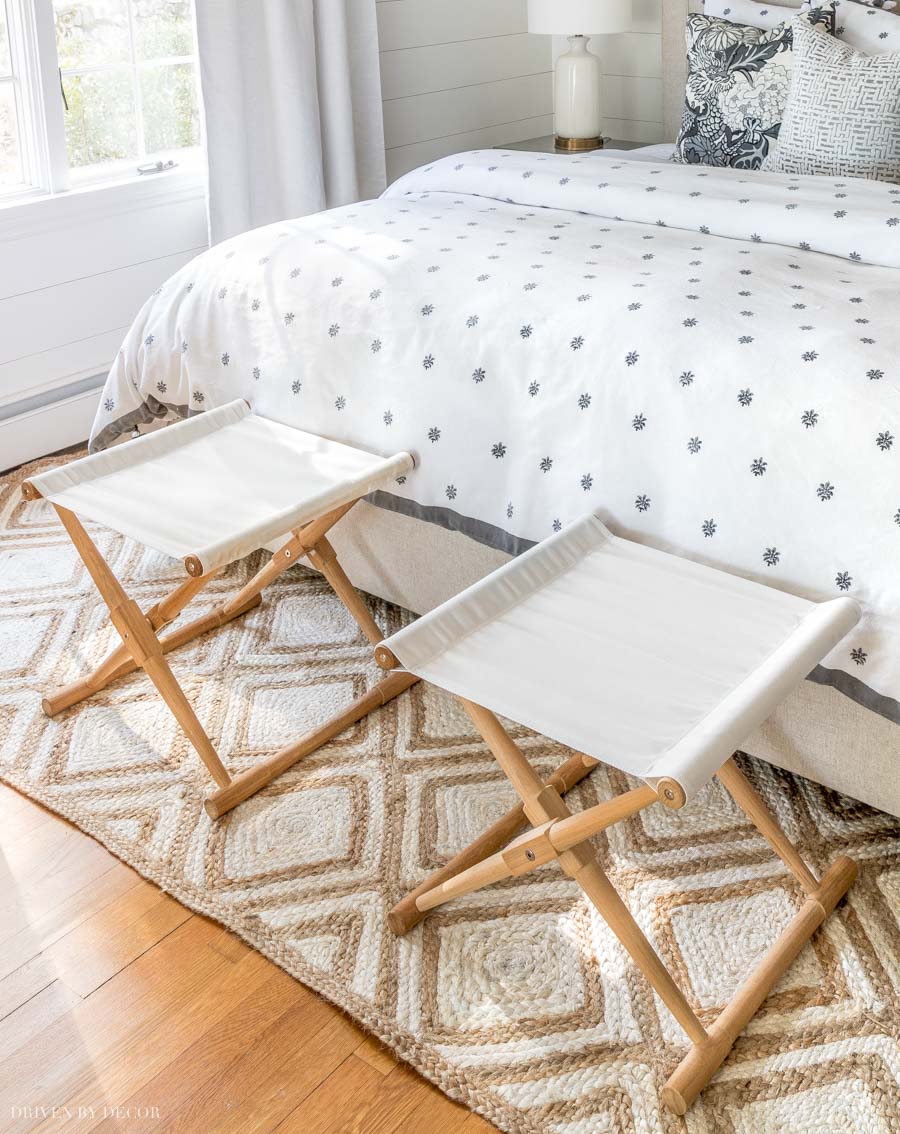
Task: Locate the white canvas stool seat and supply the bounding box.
[28,399,412,576]
[23,399,416,817]
[375,513,860,1114]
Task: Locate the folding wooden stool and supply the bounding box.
[374,512,860,1114]
[22,399,417,818]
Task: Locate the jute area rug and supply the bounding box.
[2,450,900,1134]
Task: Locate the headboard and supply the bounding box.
[661,0,805,141]
[661,0,702,142]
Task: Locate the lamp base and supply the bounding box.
[555,135,604,152]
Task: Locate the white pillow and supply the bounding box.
[802,0,900,50]
[705,1,804,30]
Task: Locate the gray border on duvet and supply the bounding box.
[366,489,536,557]
[89,411,900,730]
[90,399,199,454]
[372,489,900,730]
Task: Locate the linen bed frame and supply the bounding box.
[313,0,900,821]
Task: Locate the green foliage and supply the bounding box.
[142,62,198,153]
[55,0,197,169]
[63,69,136,167]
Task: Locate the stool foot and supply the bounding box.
[661,855,857,1114]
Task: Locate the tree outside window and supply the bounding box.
[1,0,199,198]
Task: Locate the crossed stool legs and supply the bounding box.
[25,485,417,818]
[378,661,856,1115]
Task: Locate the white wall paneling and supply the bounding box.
[2,249,202,383]
[377,0,530,51]
[0,385,103,473]
[378,0,554,182]
[0,172,207,470]
[383,72,553,150]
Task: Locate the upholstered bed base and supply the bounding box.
[327,501,900,818]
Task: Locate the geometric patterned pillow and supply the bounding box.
[673,3,836,169]
[763,18,900,181]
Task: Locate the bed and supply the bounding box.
[88,1,900,817]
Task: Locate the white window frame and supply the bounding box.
[1,0,202,209]
[1,0,58,196]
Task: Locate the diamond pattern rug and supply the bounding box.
[2,451,900,1133]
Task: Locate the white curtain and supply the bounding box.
[194,0,387,244]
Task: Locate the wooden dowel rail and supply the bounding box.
[415,783,659,912]
[204,670,418,819]
[546,785,659,853]
[375,645,400,670]
[661,854,857,1114]
[42,591,261,717]
[389,751,598,935]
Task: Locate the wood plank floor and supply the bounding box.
[0,783,499,1133]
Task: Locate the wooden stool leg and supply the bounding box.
[661,854,857,1114]
[307,536,384,646]
[42,569,223,716]
[570,857,708,1045]
[52,505,232,790]
[43,592,262,717]
[717,757,819,893]
[428,702,859,1115]
[213,499,358,616]
[389,751,599,935]
[456,701,710,1047]
[204,670,418,818]
[140,650,231,788]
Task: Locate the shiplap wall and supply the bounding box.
[0,181,207,469]
[378,0,554,182]
[378,0,664,184]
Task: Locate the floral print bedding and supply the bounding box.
[91,149,900,725]
[673,4,835,169]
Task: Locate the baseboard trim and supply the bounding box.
[1,385,102,472]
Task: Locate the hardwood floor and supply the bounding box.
[0,784,498,1133]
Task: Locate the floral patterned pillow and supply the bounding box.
[673,3,836,169]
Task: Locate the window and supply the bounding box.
[1,1,26,190]
[1,0,199,201]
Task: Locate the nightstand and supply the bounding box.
[499,136,646,154]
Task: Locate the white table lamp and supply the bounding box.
[528,0,631,151]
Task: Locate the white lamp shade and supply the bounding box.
[527,0,631,35]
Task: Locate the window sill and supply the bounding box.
[0,160,207,239]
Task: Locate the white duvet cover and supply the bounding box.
[91,149,900,724]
